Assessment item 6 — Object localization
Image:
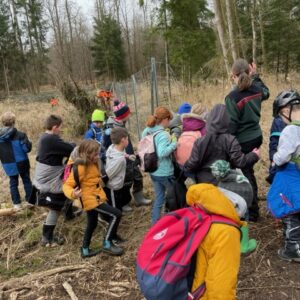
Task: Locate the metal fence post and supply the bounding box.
[150,57,159,112]
[132,75,141,140]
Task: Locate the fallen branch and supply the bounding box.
[0,265,89,291]
[62,282,78,300]
[0,208,16,217]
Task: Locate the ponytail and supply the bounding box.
[146,115,157,127]
[232,58,251,91]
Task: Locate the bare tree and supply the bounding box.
[258,0,266,70]
[250,0,257,62]
[225,0,237,61]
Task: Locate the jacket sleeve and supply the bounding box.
[269,118,282,161]
[252,74,270,101]
[63,169,77,200]
[155,132,177,158]
[84,129,94,140]
[225,97,240,136]
[55,137,75,157]
[20,133,32,153]
[273,126,298,166]
[193,224,240,300]
[184,139,202,173]
[228,137,259,168]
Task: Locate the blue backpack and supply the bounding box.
[267,163,300,218]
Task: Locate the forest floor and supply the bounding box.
[1,76,300,300]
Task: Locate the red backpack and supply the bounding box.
[136,207,239,300]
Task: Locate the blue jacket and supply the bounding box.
[84,123,103,144]
[0,127,31,176]
[142,125,177,177]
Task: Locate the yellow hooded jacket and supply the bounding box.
[63,160,107,211]
[186,184,244,300]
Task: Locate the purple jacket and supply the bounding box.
[182,113,206,136]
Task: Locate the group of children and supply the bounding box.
[1,57,300,298]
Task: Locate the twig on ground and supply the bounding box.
[62,282,78,300]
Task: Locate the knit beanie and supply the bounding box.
[211,160,253,208]
[92,109,105,122]
[178,102,192,115]
[191,103,205,116]
[113,100,130,121]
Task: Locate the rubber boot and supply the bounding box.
[240,225,257,255]
[102,240,124,256]
[41,224,64,247]
[80,247,101,258]
[133,191,151,206]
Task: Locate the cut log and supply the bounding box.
[62,282,78,300]
[0,208,16,216]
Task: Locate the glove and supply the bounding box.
[171,134,177,143]
[128,155,136,161]
[185,177,196,189]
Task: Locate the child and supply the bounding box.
[225,58,269,222]
[184,104,260,184]
[175,103,206,166]
[84,109,106,163]
[168,102,192,138]
[186,184,244,299]
[268,97,300,261]
[63,140,123,257]
[0,112,32,210]
[142,106,177,224]
[32,115,74,246]
[267,90,300,183]
[104,100,151,209]
[105,127,132,213]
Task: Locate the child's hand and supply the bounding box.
[171,134,177,143]
[249,62,257,76]
[252,147,260,157]
[128,154,136,161]
[72,187,82,199]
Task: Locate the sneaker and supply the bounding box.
[80,247,101,258]
[112,234,126,245]
[278,248,300,262]
[122,205,133,213]
[102,240,124,256]
[24,202,34,209]
[13,204,22,211]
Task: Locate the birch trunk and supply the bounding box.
[225,0,237,61]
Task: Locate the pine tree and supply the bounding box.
[91,15,127,80]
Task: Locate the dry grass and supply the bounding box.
[1,74,300,299]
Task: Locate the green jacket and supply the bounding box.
[225,74,269,144]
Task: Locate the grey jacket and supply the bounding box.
[273,124,300,166]
[105,145,126,190]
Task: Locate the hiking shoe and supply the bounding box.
[122,204,133,213]
[278,248,300,262]
[80,247,101,258]
[102,240,124,256]
[112,234,126,245]
[13,204,22,211]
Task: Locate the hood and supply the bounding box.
[106,116,124,128]
[90,122,102,132]
[0,127,16,141]
[186,183,243,226]
[206,104,230,135]
[182,113,206,132]
[106,144,125,159]
[169,113,182,129]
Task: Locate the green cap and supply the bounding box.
[92,109,105,122]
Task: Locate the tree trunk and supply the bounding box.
[250,0,257,62]
[225,0,237,60]
[65,0,74,76]
[233,0,246,58]
[2,56,10,97]
[213,0,230,75]
[258,0,266,71]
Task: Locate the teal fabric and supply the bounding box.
[142,125,177,177]
[270,132,281,137]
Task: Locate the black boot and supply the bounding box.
[41,224,64,247]
[278,241,300,262]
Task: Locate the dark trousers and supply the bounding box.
[282,213,300,254]
[82,202,122,248]
[240,136,262,219]
[9,171,32,205]
[104,186,131,210]
[133,160,143,194]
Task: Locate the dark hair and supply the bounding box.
[110,127,128,144]
[232,58,251,91]
[45,115,63,130]
[146,106,172,128]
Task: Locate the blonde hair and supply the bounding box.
[232,58,251,91]
[146,106,172,128]
[1,112,16,127]
[77,140,100,165]
[191,103,206,116]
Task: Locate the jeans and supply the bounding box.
[151,175,174,224]
[240,136,262,219]
[9,171,32,205]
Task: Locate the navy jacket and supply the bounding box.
[0,127,32,176]
[269,116,286,161]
